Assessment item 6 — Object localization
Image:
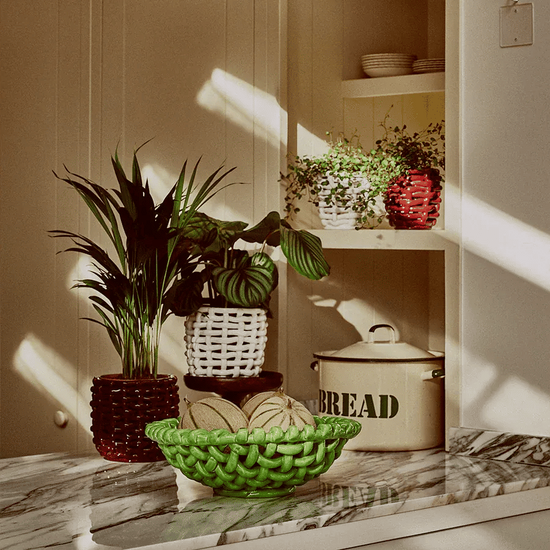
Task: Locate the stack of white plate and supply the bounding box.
[412,58,445,74]
[361,53,417,78]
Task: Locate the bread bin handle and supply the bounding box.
[421,369,445,381]
[368,324,397,344]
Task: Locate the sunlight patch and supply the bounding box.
[197,68,283,148]
[14,334,91,434]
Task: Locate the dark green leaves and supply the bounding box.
[240,211,282,247]
[280,223,330,280]
[165,270,209,318]
[212,252,277,308]
[180,210,330,311]
[51,144,238,377]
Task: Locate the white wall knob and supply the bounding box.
[54,410,69,428]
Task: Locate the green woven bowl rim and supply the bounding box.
[145,415,361,447]
[145,416,361,497]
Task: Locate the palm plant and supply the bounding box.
[167,210,330,317]
[51,144,236,378]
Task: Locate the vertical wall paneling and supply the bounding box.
[0,0,81,456]
[54,0,83,454]
[226,0,255,222]
[282,0,317,389]
[343,97,375,148]
[0,0,286,457]
[342,0,429,81]
[310,0,344,140]
[252,0,268,221]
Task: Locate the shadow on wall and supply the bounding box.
[14,334,92,435]
[443,183,550,436]
[10,70,550,444]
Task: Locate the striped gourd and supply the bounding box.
[248,394,316,432]
[179,397,248,432]
[241,389,283,418]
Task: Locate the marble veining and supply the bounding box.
[449,427,550,467]
[1,447,550,550]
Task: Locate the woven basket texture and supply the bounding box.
[145,416,361,497]
[317,174,369,229]
[185,307,268,378]
[91,374,180,462]
[385,169,443,229]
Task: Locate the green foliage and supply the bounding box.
[283,113,445,230]
[168,210,330,317]
[283,133,384,228]
[51,144,236,378]
[368,109,445,191]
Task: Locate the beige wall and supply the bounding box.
[460,0,550,436]
[0,0,285,457]
[3,0,549,458]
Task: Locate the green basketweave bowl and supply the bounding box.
[145,416,361,498]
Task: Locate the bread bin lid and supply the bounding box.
[314,324,442,362]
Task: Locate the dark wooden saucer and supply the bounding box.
[183,370,283,405]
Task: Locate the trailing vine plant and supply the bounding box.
[283,132,385,228]
[368,109,445,191]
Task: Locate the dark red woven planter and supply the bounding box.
[90,374,179,462]
[384,169,442,229]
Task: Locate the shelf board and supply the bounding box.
[310,228,457,251]
[342,72,445,98]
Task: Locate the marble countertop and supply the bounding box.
[2,442,550,550]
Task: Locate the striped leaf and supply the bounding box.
[280,224,330,280]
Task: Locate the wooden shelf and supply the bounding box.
[342,72,445,98]
[310,228,457,251]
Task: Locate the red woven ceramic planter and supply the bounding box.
[90,374,180,462]
[384,169,442,229]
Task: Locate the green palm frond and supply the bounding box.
[51,144,237,378]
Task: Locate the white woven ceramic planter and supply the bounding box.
[316,174,370,230]
[184,307,268,378]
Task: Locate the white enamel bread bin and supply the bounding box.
[311,324,444,451]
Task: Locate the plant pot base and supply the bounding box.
[185,307,268,378]
[184,370,283,405]
[385,169,442,230]
[316,174,370,230]
[90,374,180,462]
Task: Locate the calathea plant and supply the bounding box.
[167,210,330,317]
[51,144,236,378]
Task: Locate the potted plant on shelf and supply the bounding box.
[167,210,330,388]
[283,132,386,229]
[370,112,445,230]
[51,143,236,462]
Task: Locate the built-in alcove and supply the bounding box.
[284,0,458,440]
[283,249,445,403]
[341,0,445,81]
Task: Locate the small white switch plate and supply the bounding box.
[500,3,534,47]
